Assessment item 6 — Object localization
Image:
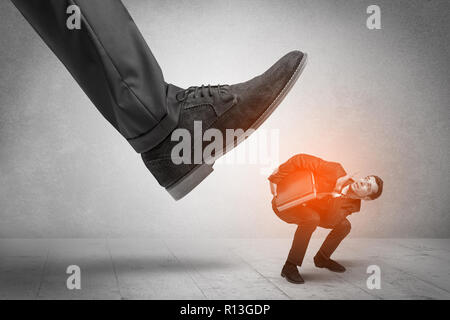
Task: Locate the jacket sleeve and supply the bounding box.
[321,161,347,183]
[268,154,327,184]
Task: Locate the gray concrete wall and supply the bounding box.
[0,0,449,238]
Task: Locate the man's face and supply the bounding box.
[350,176,378,199]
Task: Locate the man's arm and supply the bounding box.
[334,172,358,193]
[268,154,327,185]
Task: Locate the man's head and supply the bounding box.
[348,175,383,200]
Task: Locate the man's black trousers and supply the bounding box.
[273,202,352,266]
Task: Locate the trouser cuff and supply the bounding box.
[128,84,181,153]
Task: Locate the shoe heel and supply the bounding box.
[166,164,214,200]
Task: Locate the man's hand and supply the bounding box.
[270,182,277,196]
[334,172,358,193]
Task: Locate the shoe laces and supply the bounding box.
[176,84,228,102]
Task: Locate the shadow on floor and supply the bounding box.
[298,259,368,282]
[331,259,366,268]
[111,256,236,274]
[1,255,236,276]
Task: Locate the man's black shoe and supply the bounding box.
[314,252,346,273]
[142,51,307,200]
[281,262,305,284]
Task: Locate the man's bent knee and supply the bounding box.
[337,219,351,235]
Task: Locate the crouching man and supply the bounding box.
[269,154,383,284]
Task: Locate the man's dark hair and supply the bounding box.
[369,175,383,200]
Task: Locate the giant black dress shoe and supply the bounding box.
[281,262,305,284]
[142,51,307,200]
[314,252,346,273]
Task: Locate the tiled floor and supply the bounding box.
[0,238,449,300]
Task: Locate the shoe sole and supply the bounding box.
[281,272,305,284]
[166,53,308,200]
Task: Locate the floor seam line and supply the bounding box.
[382,261,450,295]
[334,273,382,300]
[345,242,450,296]
[35,245,49,300]
[106,238,124,300]
[232,248,292,300]
[162,239,209,300]
[391,242,450,263]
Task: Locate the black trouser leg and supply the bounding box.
[274,204,320,266]
[317,218,352,258]
[287,223,318,266]
[11,0,179,152]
